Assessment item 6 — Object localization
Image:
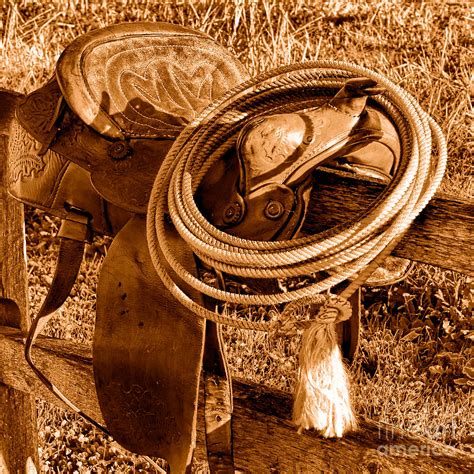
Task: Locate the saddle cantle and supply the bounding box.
[56,22,248,139]
[6,21,404,473]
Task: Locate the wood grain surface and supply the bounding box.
[0,91,39,473]
[1,327,472,473]
[305,169,473,276]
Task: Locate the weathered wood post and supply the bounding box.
[0,92,39,473]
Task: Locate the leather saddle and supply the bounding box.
[5,22,400,472]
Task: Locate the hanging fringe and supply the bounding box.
[293,295,358,437]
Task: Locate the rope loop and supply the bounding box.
[146,61,447,333]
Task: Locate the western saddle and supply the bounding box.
[4,22,400,472]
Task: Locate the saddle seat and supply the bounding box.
[15,22,249,214]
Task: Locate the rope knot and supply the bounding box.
[316,295,352,325]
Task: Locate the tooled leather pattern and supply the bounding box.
[115,53,226,126]
[53,112,101,168]
[240,115,326,191]
[7,119,48,186]
[105,381,180,446]
[7,121,70,211]
[16,77,62,143]
[7,118,117,233]
[80,39,248,138]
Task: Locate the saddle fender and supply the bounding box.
[94,215,205,472]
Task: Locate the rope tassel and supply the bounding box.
[293,296,357,437]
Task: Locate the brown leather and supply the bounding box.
[197,78,399,242]
[236,79,383,191]
[341,289,361,361]
[13,22,250,214]
[203,321,234,473]
[199,267,235,472]
[196,79,398,363]
[22,220,113,433]
[15,75,64,151]
[8,21,404,472]
[50,110,177,213]
[8,22,251,471]
[7,112,132,235]
[329,107,400,181]
[55,22,249,140]
[94,215,206,472]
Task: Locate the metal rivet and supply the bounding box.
[223,202,242,224]
[108,140,132,160]
[264,200,285,220]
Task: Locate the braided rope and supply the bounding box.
[146,61,447,332]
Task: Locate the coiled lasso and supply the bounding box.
[146,60,447,436]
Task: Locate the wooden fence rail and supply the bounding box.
[1,125,473,471]
[305,169,473,276]
[1,326,474,473]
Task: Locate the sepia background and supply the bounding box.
[0,1,472,472]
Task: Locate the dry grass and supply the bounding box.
[1,0,473,472]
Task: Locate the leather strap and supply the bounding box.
[340,288,361,362]
[24,212,107,431]
[203,321,234,473]
[201,268,234,472]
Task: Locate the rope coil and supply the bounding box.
[146,60,447,332]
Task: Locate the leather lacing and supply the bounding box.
[146,60,447,332]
